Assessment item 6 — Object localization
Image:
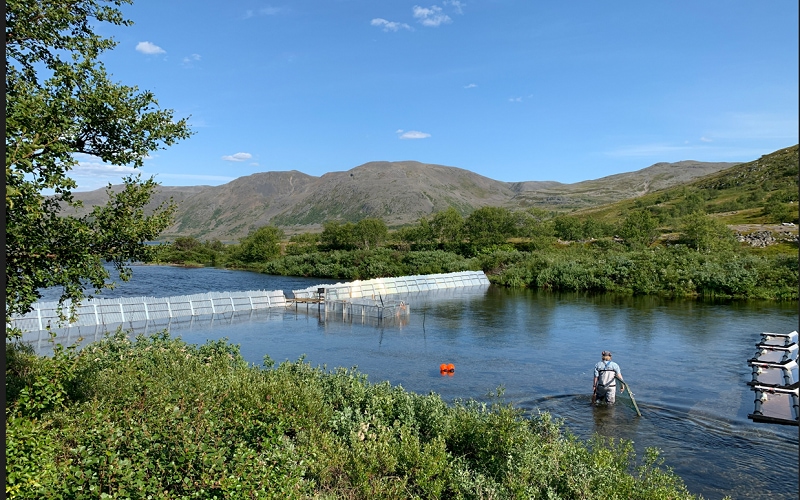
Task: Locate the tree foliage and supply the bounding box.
[235,226,284,263]
[285,232,320,255]
[762,201,798,224]
[151,237,225,266]
[679,213,738,253]
[618,210,659,249]
[464,206,516,249]
[390,220,437,251]
[430,206,464,249]
[5,0,193,335]
[553,215,584,241]
[320,220,356,250]
[353,217,388,250]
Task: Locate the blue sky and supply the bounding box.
[72,0,799,191]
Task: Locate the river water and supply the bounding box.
[34,265,799,500]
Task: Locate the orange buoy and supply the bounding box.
[447,363,455,373]
[439,363,448,372]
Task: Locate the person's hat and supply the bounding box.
[601,351,612,356]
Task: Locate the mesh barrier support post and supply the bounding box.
[119,303,125,323]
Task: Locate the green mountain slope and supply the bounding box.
[576,144,799,226]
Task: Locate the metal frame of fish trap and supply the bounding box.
[747,331,799,426]
[323,298,410,325]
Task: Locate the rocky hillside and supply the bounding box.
[69,157,745,240]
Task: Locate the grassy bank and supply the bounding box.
[7,332,701,499]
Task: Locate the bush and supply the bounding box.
[762,202,798,224]
[678,213,738,253]
[618,211,659,249]
[235,226,284,263]
[150,238,227,266]
[484,245,796,299]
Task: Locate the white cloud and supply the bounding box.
[136,41,166,55]
[444,0,465,14]
[700,136,713,142]
[245,7,282,18]
[508,97,522,102]
[398,130,431,140]
[65,156,236,191]
[73,153,101,162]
[69,161,139,191]
[371,18,412,32]
[413,5,451,27]
[74,161,138,176]
[250,162,260,167]
[464,83,477,89]
[182,53,201,66]
[222,152,253,162]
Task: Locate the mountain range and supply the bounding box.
[70,158,742,241]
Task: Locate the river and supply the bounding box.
[32,265,799,499]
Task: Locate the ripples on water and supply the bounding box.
[32,266,799,500]
[529,395,798,499]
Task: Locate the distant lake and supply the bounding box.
[33,265,800,500]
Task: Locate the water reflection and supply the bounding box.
[591,402,644,436]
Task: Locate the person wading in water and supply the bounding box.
[592,350,624,405]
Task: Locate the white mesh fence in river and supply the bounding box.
[8,290,286,333]
[292,270,490,300]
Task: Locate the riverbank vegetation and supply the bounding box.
[151,208,798,300]
[7,332,701,499]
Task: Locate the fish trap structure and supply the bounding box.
[747,330,799,426]
[292,270,490,301]
[291,270,489,326]
[323,298,410,326]
[8,290,287,334]
[19,308,284,356]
